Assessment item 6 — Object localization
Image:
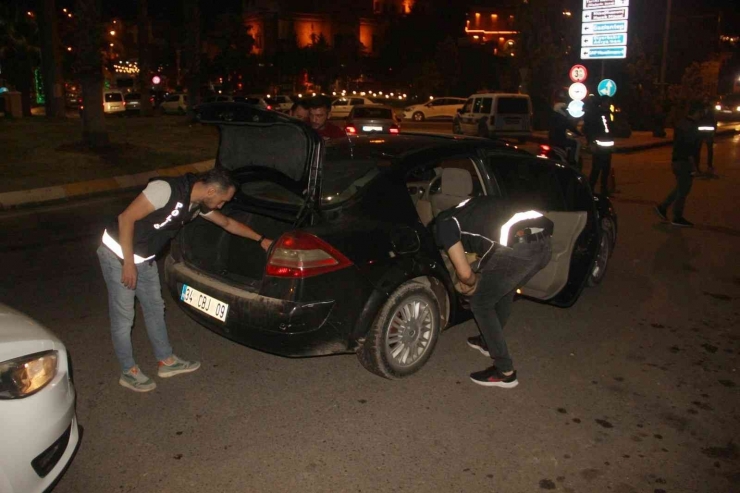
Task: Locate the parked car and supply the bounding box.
[331,97,376,119]
[345,105,401,135]
[165,104,617,378]
[124,92,141,113]
[0,303,81,493]
[79,89,126,115]
[234,96,272,110]
[160,93,188,114]
[404,97,467,122]
[267,95,293,113]
[454,93,533,142]
[714,93,740,119]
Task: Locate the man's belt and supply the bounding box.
[513,229,549,245]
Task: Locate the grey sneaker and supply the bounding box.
[654,205,668,222]
[119,366,157,392]
[157,354,201,378]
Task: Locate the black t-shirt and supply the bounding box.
[435,196,554,259]
[672,117,700,162]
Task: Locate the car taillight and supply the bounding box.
[389,125,399,134]
[123,101,126,106]
[540,144,551,151]
[266,232,352,278]
[345,126,357,134]
[267,105,273,110]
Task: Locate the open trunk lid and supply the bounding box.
[198,102,323,216]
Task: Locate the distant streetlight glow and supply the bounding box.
[67,46,72,51]
[110,30,116,36]
[563,10,572,16]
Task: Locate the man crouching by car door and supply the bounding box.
[435,196,553,388]
[97,168,273,393]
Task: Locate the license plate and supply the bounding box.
[362,126,383,131]
[180,284,229,322]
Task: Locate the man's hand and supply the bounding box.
[455,272,479,296]
[121,261,138,290]
[259,238,273,252]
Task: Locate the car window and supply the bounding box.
[472,98,483,113]
[105,93,123,102]
[480,97,493,114]
[437,157,485,196]
[165,95,179,102]
[429,99,443,106]
[461,98,474,113]
[407,156,486,197]
[351,98,365,105]
[497,97,529,114]
[124,93,140,101]
[488,156,565,211]
[351,107,393,119]
[333,100,349,106]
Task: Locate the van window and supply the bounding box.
[104,93,123,102]
[472,98,483,113]
[497,97,529,114]
[480,97,493,114]
[351,98,365,105]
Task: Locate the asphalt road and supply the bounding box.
[1,138,739,493]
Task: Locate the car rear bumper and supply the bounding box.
[165,256,349,357]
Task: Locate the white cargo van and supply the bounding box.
[453,93,532,142]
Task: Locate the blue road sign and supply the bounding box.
[598,79,618,97]
[581,46,628,59]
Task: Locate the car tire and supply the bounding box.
[357,282,441,379]
[412,111,425,122]
[588,217,615,286]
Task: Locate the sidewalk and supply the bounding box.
[1,122,739,211]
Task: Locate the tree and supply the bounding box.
[434,37,460,96]
[182,0,201,118]
[74,0,108,147]
[37,0,65,117]
[623,36,659,130]
[0,4,39,116]
[137,0,153,116]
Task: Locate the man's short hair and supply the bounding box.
[291,100,309,112]
[308,95,332,111]
[198,167,238,193]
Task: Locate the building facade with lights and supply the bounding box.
[242,0,415,56]
[462,3,520,57]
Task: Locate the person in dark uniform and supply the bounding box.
[435,196,553,388]
[583,95,615,195]
[97,168,273,392]
[655,101,704,227]
[548,102,582,168]
[694,100,716,175]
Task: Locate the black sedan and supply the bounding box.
[165,103,617,379]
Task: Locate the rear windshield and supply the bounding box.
[497,97,529,114]
[239,147,382,207]
[105,93,123,102]
[352,107,393,119]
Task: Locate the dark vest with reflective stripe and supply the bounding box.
[105,174,198,258]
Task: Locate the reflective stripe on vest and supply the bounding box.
[102,230,156,264]
[595,139,615,147]
[499,211,544,247]
[698,126,715,131]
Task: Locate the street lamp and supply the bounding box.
[110,30,116,36]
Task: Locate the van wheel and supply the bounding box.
[357,282,440,379]
[413,111,425,122]
[588,217,614,286]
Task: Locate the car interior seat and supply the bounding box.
[430,167,473,217]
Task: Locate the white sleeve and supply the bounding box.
[141,181,172,210]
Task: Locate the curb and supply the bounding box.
[0,160,215,211]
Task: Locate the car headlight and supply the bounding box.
[736,106,740,112]
[0,350,58,399]
[715,105,722,111]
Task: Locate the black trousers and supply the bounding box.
[469,238,552,372]
[589,152,612,194]
[694,135,714,171]
[660,160,693,219]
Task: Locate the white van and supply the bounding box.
[453,93,532,141]
[103,90,126,114]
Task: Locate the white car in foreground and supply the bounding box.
[0,303,80,493]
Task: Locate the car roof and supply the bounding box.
[326,133,526,163]
[351,104,394,110]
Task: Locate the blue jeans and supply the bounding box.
[469,238,552,373]
[97,245,172,371]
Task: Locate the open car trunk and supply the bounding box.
[180,209,295,288]
[178,103,323,287]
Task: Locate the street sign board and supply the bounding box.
[569,82,588,101]
[583,0,629,10]
[582,7,628,22]
[581,47,628,59]
[582,33,628,47]
[597,79,618,97]
[567,100,585,118]
[569,65,589,83]
[582,20,628,34]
